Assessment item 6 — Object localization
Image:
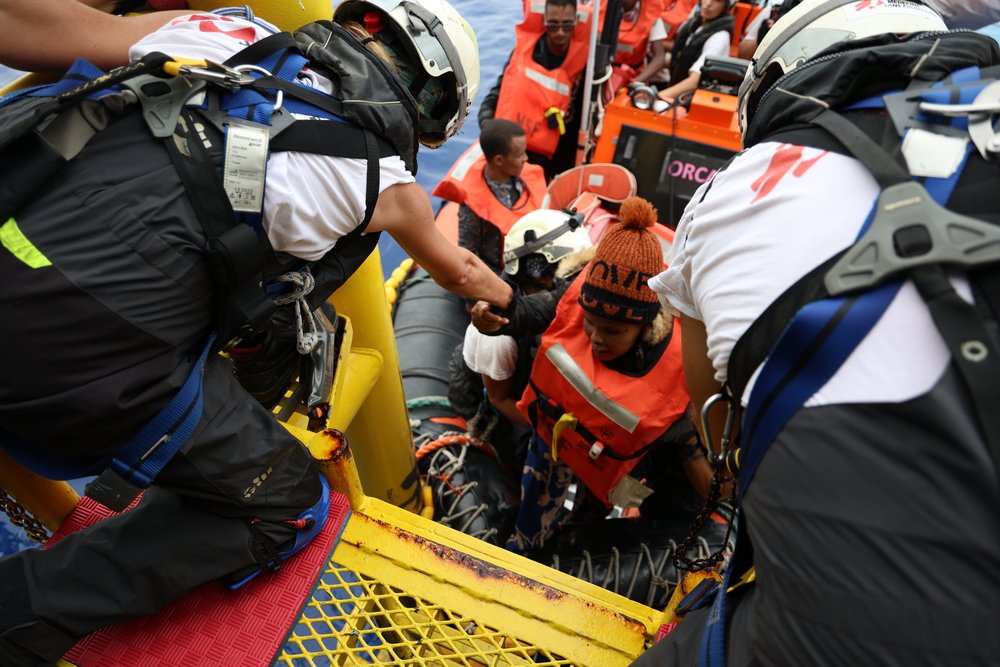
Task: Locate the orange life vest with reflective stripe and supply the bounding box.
[431,144,548,236]
[517,271,688,506]
[495,7,592,159]
[614,0,666,68]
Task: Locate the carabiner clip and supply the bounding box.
[699,389,736,468]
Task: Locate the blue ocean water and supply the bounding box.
[0,0,520,556]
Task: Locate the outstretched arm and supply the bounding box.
[369,181,513,308]
[0,0,188,72]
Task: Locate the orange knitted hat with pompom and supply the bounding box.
[578,197,663,324]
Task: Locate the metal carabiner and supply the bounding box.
[232,64,284,112]
[699,389,737,468]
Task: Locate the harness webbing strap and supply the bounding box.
[86,335,216,512]
[700,77,997,667]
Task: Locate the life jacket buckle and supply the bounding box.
[588,441,604,460]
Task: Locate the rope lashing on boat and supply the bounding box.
[549,535,715,609]
[414,432,499,461]
[0,488,49,544]
[272,270,318,354]
[421,436,503,543]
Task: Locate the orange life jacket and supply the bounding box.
[614,0,666,68]
[431,144,548,236]
[495,3,593,159]
[517,271,689,506]
[659,0,698,40]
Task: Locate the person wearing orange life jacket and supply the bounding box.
[632,0,696,88]
[433,119,547,273]
[475,197,715,554]
[614,0,666,85]
[658,0,734,101]
[478,0,592,181]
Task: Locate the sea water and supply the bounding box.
[0,0,521,556]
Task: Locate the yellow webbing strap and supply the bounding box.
[550,412,578,462]
[544,107,566,135]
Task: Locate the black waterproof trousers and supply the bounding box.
[631,369,1000,666]
[0,112,321,665]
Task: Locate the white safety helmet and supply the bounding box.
[503,209,594,277]
[737,0,947,136]
[334,0,480,146]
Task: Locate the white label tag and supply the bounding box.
[223,123,269,214]
[901,128,968,179]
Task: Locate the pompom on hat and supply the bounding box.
[579,196,663,324]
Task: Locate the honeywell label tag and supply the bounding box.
[223,123,269,213]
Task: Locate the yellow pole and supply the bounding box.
[0,449,79,533]
[328,247,424,513]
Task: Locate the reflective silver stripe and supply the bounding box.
[618,44,635,54]
[449,144,483,181]
[525,69,570,96]
[546,343,640,433]
[528,1,545,14]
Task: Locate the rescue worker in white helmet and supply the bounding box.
[634,0,1000,664]
[454,208,594,462]
[0,2,503,665]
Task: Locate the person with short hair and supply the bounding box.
[433,118,547,273]
[478,0,591,181]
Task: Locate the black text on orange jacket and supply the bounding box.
[431,143,548,236]
[517,271,689,506]
[494,2,594,159]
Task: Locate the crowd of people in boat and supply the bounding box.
[0,0,998,665]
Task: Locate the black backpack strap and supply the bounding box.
[165,108,274,345]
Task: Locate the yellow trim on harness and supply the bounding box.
[0,218,51,268]
[550,412,578,462]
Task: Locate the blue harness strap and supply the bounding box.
[85,334,216,511]
[696,71,983,667]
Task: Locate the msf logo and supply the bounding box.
[854,0,885,9]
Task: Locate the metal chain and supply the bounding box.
[0,488,50,544]
[672,460,736,573]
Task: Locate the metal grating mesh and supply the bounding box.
[278,562,574,666]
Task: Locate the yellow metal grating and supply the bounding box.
[279,561,575,666]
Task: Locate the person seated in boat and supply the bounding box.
[433,119,548,275]
[454,208,594,474]
[0,2,514,665]
[656,0,734,103]
[477,0,589,182]
[613,0,667,88]
[632,0,1000,664]
[471,197,715,554]
[631,0,698,90]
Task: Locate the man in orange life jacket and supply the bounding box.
[478,0,588,181]
[433,119,547,274]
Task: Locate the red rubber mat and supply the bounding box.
[45,491,351,666]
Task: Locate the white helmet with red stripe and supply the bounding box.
[737,0,948,137]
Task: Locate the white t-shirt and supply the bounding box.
[650,141,972,407]
[688,29,731,75]
[129,13,414,262]
[462,324,519,382]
